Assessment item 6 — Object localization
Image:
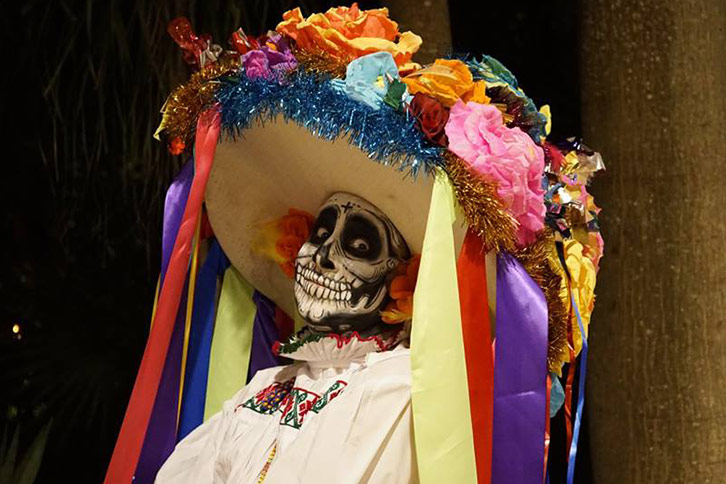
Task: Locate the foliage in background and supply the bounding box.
[0,422,52,484]
[0,1,340,482]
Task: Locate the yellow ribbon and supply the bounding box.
[203,266,257,419]
[411,172,478,484]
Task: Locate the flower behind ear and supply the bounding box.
[254,208,315,278]
[381,254,421,324]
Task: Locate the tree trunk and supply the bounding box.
[581,0,726,482]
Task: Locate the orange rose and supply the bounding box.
[276,3,421,67]
[381,255,421,324]
[402,59,490,107]
[278,208,314,239]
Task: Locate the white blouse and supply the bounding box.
[155,331,417,484]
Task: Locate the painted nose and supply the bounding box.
[315,243,336,270]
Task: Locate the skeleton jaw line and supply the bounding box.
[293,260,386,325]
[296,263,353,301]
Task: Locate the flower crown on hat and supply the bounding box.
[155,3,603,374]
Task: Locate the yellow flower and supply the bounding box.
[560,239,597,357]
[402,59,490,107]
[276,4,422,67]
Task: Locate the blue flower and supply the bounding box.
[331,52,400,110]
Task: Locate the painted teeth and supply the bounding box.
[295,265,353,295]
[294,268,353,301]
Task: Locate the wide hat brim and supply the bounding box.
[205,116,467,317]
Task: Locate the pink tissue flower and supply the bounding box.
[445,101,546,247]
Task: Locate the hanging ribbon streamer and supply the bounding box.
[564,333,577,451]
[134,276,190,484]
[543,374,552,482]
[491,253,548,484]
[203,266,257,419]
[160,160,194,284]
[104,109,220,484]
[566,293,589,484]
[248,292,285,381]
[177,240,229,440]
[135,165,198,483]
[178,216,203,422]
[135,185,203,484]
[457,229,494,484]
[411,173,477,484]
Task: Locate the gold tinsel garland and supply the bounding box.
[444,152,518,253]
[445,151,571,373]
[156,55,241,144]
[513,230,571,375]
[292,48,348,79]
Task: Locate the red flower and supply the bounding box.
[408,93,450,146]
[168,136,186,155]
[274,209,315,279]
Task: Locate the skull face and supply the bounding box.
[294,193,410,333]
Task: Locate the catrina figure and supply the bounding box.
[105,5,604,484]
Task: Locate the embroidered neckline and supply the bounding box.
[273,327,404,362]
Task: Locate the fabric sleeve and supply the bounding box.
[154,407,227,484]
[155,365,288,483]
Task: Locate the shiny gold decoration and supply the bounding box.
[444,152,517,253]
[293,48,348,79]
[155,55,241,144]
[513,231,570,375]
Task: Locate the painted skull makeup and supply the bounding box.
[294,193,411,333]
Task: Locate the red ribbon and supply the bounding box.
[457,229,494,484]
[104,109,221,484]
[543,373,552,482]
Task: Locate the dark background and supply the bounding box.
[1,1,586,482]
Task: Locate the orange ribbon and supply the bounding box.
[457,229,494,484]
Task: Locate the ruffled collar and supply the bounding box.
[273,327,406,364]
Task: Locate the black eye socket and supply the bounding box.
[310,206,337,244]
[349,238,370,253]
[342,214,381,260]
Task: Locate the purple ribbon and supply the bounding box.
[249,291,285,381]
[492,253,549,484]
[133,161,194,483]
[160,159,194,285]
[134,278,188,483]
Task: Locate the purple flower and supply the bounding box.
[242,34,297,81]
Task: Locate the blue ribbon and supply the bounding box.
[177,240,229,441]
[566,292,589,483]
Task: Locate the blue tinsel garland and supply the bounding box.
[214,70,445,177]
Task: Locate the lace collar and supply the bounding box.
[273,327,405,364]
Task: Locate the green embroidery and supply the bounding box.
[239,379,348,430]
[275,329,326,355]
[311,380,346,413]
[279,388,317,429]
